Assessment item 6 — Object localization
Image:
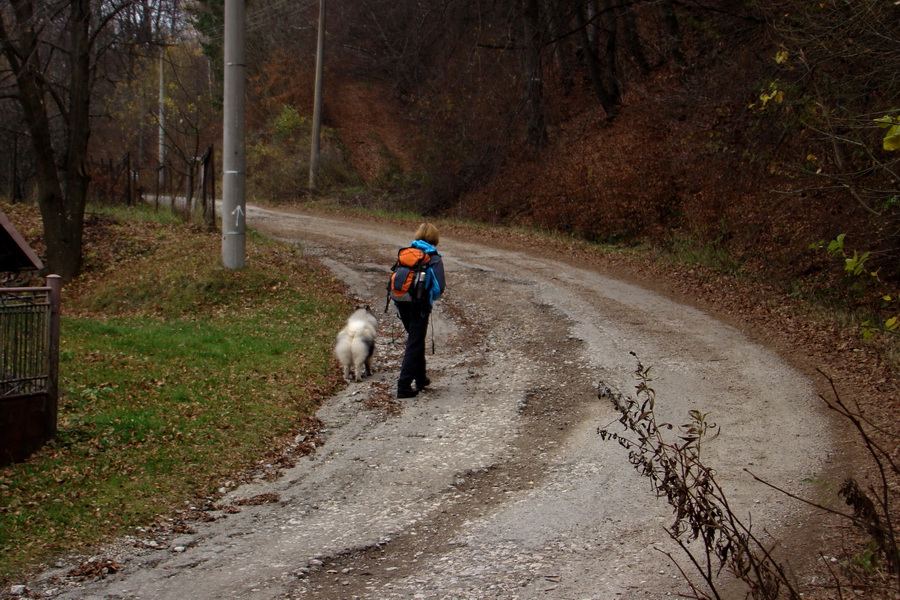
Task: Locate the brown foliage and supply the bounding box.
[248,49,316,132]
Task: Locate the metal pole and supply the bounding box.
[308,0,326,190]
[222,0,246,269]
[46,274,61,440]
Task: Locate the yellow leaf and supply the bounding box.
[875,115,896,129]
[885,125,900,151]
[875,114,900,151]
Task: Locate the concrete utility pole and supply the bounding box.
[308,0,326,190]
[222,0,246,269]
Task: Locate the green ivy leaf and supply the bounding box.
[827,234,846,255]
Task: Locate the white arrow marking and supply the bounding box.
[232,205,245,229]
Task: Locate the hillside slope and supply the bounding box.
[334,70,831,273]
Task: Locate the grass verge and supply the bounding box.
[0,204,349,583]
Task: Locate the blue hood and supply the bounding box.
[409,239,442,305]
[410,239,437,254]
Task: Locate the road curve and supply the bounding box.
[38,206,833,600]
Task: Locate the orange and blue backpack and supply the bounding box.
[387,246,431,306]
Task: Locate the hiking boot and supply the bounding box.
[416,377,431,390]
[397,387,418,399]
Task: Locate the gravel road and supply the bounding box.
[26,206,835,599]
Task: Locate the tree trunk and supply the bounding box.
[523,0,549,148]
[59,0,93,279]
[543,0,573,93]
[574,3,615,116]
[2,0,93,281]
[599,0,620,107]
[586,0,600,53]
[659,0,684,67]
[621,3,650,75]
[38,186,86,282]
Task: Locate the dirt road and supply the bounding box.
[32,207,834,599]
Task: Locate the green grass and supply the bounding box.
[0,207,349,582]
[660,232,744,276]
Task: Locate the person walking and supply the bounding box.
[390,223,446,398]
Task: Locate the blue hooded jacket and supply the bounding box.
[410,239,445,306]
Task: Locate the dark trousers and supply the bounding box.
[396,302,431,390]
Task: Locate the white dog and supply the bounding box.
[334,306,377,382]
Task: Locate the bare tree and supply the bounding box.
[156,45,218,218]
[573,0,616,114]
[523,0,549,147]
[0,0,179,281]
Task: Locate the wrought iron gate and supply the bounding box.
[0,276,61,465]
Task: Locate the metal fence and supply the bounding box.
[1,276,61,465]
[1,287,53,397]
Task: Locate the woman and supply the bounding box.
[394,223,446,398]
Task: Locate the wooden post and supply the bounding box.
[200,151,207,225]
[125,153,133,206]
[308,0,326,190]
[210,146,216,229]
[202,146,216,231]
[10,133,19,203]
[186,166,194,222]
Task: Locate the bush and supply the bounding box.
[246,105,361,202]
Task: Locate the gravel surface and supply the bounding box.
[20,206,837,600]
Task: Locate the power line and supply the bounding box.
[198,0,319,42]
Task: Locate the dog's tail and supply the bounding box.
[350,333,375,361]
[344,322,375,356]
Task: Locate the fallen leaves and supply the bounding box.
[233,492,280,506]
[67,557,121,581]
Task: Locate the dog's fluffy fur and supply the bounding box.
[334,306,377,381]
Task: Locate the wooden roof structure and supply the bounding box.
[0,209,43,272]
